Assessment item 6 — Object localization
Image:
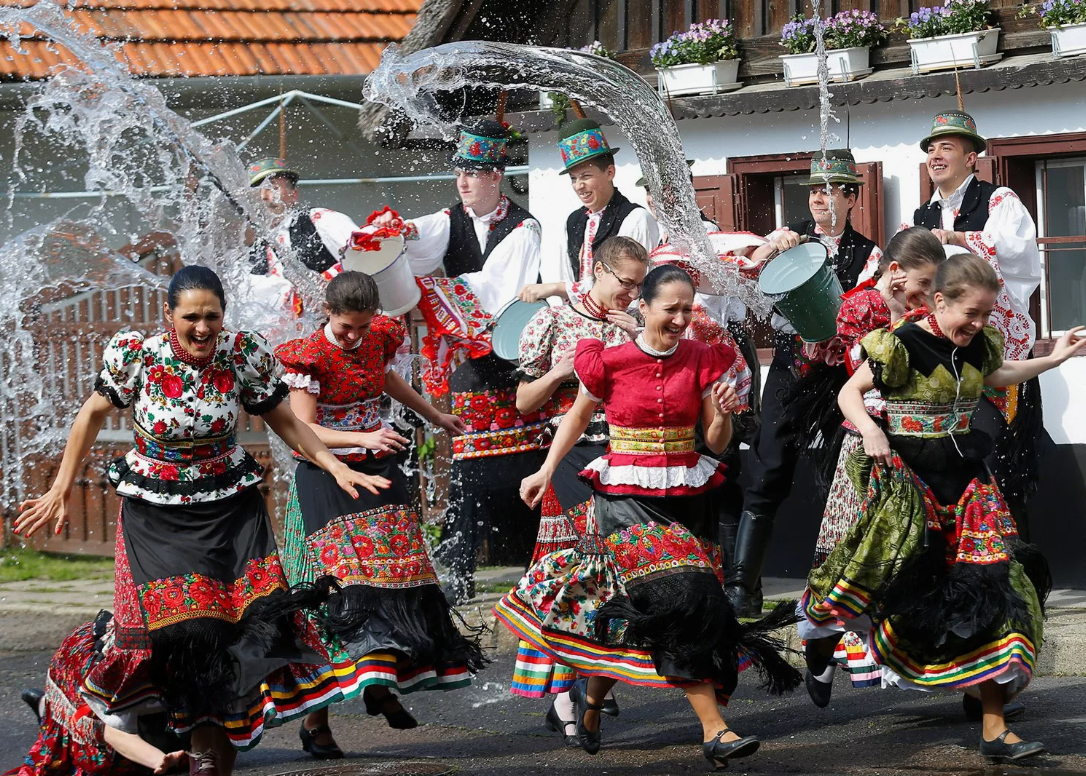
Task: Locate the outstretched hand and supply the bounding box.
[333,466,391,499]
[1050,326,1086,364]
[433,412,467,435]
[15,488,70,538]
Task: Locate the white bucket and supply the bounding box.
[341,233,420,316]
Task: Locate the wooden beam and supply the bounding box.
[618,0,629,50]
[652,0,662,42]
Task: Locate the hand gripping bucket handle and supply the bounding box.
[757,237,844,343]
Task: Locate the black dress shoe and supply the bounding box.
[569,678,603,755]
[600,694,620,718]
[299,723,345,760]
[703,728,760,771]
[544,701,579,747]
[803,643,834,708]
[21,688,43,724]
[962,693,1026,722]
[979,729,1044,761]
[364,689,419,730]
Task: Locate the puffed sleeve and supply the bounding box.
[235,331,289,415]
[372,315,407,371]
[95,330,146,408]
[516,306,557,381]
[275,337,321,395]
[573,338,606,402]
[698,342,738,398]
[980,325,1005,376]
[861,328,910,390]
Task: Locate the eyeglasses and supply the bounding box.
[599,261,642,294]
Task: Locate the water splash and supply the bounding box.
[808,0,842,232]
[363,41,770,315]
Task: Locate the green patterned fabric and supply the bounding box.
[281,478,311,587]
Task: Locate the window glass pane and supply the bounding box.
[781,175,811,226]
[1044,165,1086,238]
[1048,243,1086,332]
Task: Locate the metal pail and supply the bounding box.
[758,241,843,342]
[341,233,421,316]
[490,299,548,363]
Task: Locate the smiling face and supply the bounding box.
[260,174,298,215]
[165,289,224,359]
[567,159,616,213]
[888,260,939,311]
[808,184,856,234]
[926,136,977,194]
[591,255,647,311]
[639,279,695,347]
[933,286,997,346]
[455,168,502,213]
[326,308,374,349]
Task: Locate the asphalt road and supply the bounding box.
[3,650,1086,776]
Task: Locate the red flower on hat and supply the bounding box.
[587,135,601,150]
[470,141,482,156]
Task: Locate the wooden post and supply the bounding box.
[569,99,588,119]
[496,90,508,125]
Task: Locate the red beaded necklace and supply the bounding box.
[926,313,947,340]
[582,292,608,321]
[169,328,215,367]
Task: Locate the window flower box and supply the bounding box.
[651,19,742,97]
[780,47,872,85]
[907,28,1002,72]
[1051,21,1086,57]
[657,59,741,96]
[778,11,884,85]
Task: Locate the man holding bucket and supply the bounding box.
[373,119,544,603]
[726,149,882,618]
[909,110,1044,540]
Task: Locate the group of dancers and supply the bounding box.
[6,105,1080,774]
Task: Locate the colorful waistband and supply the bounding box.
[884,399,975,437]
[133,424,235,464]
[608,425,695,455]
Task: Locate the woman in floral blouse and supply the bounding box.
[496,265,800,771]
[276,271,483,760]
[509,236,645,744]
[15,266,383,776]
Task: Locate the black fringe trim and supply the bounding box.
[997,377,1045,502]
[779,362,851,498]
[321,583,488,674]
[242,380,289,417]
[93,375,130,410]
[107,455,265,497]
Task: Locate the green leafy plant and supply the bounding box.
[548,42,617,126]
[650,19,739,68]
[899,0,995,38]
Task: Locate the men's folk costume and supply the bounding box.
[729,150,883,614]
[400,120,544,602]
[538,119,659,302]
[909,111,1044,531]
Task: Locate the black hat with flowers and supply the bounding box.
[451,119,510,171]
[557,118,619,174]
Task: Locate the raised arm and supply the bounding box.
[986,326,1086,387]
[15,392,114,537]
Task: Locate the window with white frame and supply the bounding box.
[775,174,813,228]
[1036,158,1086,337]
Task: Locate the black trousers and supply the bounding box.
[743,333,800,516]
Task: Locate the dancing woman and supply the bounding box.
[496,265,800,771]
[15,265,382,776]
[804,253,1086,761]
[510,236,647,743]
[276,271,484,760]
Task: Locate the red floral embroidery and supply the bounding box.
[161,373,183,399]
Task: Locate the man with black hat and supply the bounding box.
[726,149,882,618]
[521,119,658,303]
[910,110,1043,552]
[374,119,543,603]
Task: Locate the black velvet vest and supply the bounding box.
[788,219,877,291]
[566,188,642,278]
[913,177,998,233]
[288,210,340,273]
[444,198,534,278]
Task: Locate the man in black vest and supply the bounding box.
[521,118,658,304]
[910,110,1044,545]
[727,150,882,618]
[377,120,544,603]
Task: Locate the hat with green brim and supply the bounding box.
[249,158,299,187]
[806,149,862,186]
[558,118,619,174]
[636,159,695,188]
[920,110,987,153]
[451,119,509,171]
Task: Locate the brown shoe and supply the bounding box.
[189,751,218,776]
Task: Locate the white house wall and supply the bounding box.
[526,80,1086,445]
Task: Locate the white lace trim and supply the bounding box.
[282,372,320,394]
[635,333,678,357]
[583,455,720,489]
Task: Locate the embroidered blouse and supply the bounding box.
[862,323,1003,439]
[574,338,734,497]
[516,303,630,443]
[275,315,406,461]
[94,329,287,505]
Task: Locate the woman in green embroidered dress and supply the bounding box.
[802,253,1086,762]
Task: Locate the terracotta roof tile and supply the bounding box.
[0,0,419,79]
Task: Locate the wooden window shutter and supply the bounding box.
[692,173,740,231]
[853,162,884,248]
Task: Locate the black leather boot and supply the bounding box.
[725,511,774,618]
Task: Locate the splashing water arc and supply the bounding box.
[364,41,770,315]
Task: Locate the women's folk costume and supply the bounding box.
[802,323,1048,695]
[496,338,799,700]
[508,304,629,697]
[277,319,484,700]
[86,329,335,749]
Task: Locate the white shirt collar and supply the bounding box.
[324,322,363,351]
[930,173,975,207]
[465,202,501,223]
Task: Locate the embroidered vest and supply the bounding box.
[566,188,642,279]
[788,218,876,291]
[444,198,534,277]
[288,211,339,273]
[913,177,998,233]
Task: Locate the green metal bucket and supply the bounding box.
[758,241,844,342]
